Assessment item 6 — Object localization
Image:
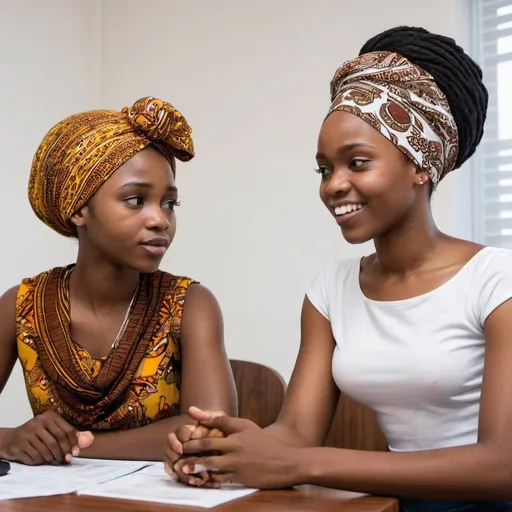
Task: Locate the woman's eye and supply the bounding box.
[314,166,332,178]
[125,196,144,207]
[164,200,181,211]
[350,158,369,170]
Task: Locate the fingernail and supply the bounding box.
[72,448,79,456]
[213,483,221,489]
[65,454,72,463]
[182,465,191,474]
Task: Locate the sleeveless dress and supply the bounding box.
[15,265,196,430]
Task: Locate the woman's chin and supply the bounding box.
[339,227,373,245]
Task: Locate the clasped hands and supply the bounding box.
[165,406,300,489]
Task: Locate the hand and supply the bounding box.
[0,410,95,465]
[165,406,225,488]
[180,414,302,489]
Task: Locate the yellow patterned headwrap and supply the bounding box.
[29,96,194,237]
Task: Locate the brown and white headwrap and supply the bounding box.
[327,51,459,189]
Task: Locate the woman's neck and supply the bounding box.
[69,252,140,312]
[371,206,446,277]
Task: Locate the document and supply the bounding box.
[79,462,258,508]
[0,458,148,500]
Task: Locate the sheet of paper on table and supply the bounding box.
[0,458,149,500]
[79,462,258,509]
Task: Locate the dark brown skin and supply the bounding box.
[168,111,512,500]
[0,146,237,465]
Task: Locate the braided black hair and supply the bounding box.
[360,26,488,169]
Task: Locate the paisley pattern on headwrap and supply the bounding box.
[29,97,194,238]
[327,52,459,187]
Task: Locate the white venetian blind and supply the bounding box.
[472,0,512,247]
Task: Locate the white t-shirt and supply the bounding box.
[307,246,512,452]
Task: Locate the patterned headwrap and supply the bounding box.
[327,51,459,188]
[29,96,194,237]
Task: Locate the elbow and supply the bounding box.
[484,447,512,500]
[496,462,512,499]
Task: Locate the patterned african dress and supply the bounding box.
[15,265,196,430]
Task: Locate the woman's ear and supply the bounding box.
[70,206,89,227]
[415,172,429,186]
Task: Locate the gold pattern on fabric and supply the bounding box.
[16,268,196,430]
[29,97,194,237]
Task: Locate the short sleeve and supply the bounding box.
[475,249,512,327]
[306,264,333,320]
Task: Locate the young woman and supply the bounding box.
[166,27,512,511]
[0,96,236,465]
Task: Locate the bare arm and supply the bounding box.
[265,297,340,447]
[294,298,512,500]
[80,284,237,461]
[0,286,20,445]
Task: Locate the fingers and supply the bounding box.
[167,423,213,467]
[173,459,213,487]
[167,432,184,458]
[167,424,197,461]
[192,425,216,440]
[165,437,182,471]
[26,438,53,464]
[35,429,66,463]
[206,428,224,439]
[210,472,235,485]
[197,415,253,436]
[51,415,79,455]
[188,407,225,422]
[182,435,232,455]
[178,455,225,475]
[20,447,42,466]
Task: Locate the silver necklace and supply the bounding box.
[111,280,140,349]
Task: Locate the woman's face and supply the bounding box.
[316,110,426,244]
[76,146,179,273]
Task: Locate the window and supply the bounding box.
[471,0,512,247]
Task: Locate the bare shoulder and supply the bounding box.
[181,283,223,337]
[182,283,222,314]
[0,285,18,321]
[443,237,486,265]
[0,285,19,350]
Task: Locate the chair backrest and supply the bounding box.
[229,359,387,451]
[229,359,287,428]
[324,393,389,451]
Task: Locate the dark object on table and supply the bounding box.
[0,459,10,476]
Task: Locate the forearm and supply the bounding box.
[0,428,10,458]
[80,415,192,461]
[265,422,318,448]
[296,444,512,501]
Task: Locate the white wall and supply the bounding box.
[0,0,471,426]
[0,0,102,426]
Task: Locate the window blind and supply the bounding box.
[471,0,512,247]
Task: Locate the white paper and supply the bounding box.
[79,462,258,509]
[0,457,149,500]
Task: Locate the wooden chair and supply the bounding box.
[229,359,286,428]
[229,359,387,452]
[324,393,389,451]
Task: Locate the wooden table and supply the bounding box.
[0,486,398,511]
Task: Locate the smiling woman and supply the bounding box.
[0,96,237,466]
[166,26,512,512]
